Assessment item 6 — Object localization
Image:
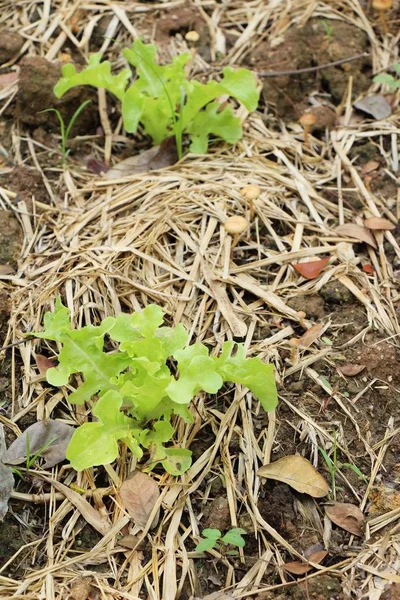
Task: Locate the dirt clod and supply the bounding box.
[203,496,231,532]
[0,30,24,64]
[319,281,353,304]
[287,295,326,319]
[0,210,22,269]
[250,19,370,121]
[16,57,97,134]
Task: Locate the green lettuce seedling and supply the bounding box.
[373,63,400,90]
[32,300,277,475]
[195,528,246,554]
[53,39,259,158]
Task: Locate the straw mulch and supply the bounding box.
[0,1,400,599]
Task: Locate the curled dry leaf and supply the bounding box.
[0,264,15,275]
[338,364,366,377]
[0,425,13,521]
[293,257,330,280]
[283,549,328,575]
[118,534,145,551]
[325,502,364,537]
[361,160,380,175]
[35,354,56,375]
[0,72,18,90]
[2,419,74,469]
[257,455,329,498]
[299,323,324,348]
[43,477,111,536]
[105,137,178,179]
[354,95,392,120]
[120,470,160,529]
[362,264,374,274]
[336,224,377,249]
[364,217,396,231]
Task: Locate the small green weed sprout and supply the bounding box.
[52,39,259,159]
[195,528,246,554]
[373,63,400,91]
[42,100,91,165]
[319,431,368,499]
[321,20,334,39]
[32,300,277,475]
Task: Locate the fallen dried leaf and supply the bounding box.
[257,455,329,498]
[0,425,13,521]
[283,547,327,575]
[120,470,160,529]
[354,95,392,120]
[336,224,377,249]
[43,477,111,536]
[86,157,109,175]
[0,264,15,275]
[2,420,74,469]
[118,534,144,550]
[364,217,396,231]
[299,323,324,348]
[292,257,330,280]
[361,160,380,175]
[362,264,374,274]
[338,364,366,377]
[0,72,18,90]
[105,137,178,179]
[35,354,55,375]
[325,502,364,536]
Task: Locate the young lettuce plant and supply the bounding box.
[53,39,259,159]
[32,300,277,476]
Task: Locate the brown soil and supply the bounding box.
[16,57,98,134]
[0,30,24,64]
[248,19,371,121]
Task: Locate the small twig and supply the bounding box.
[256,53,369,77]
[0,337,34,353]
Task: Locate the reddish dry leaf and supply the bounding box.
[361,160,380,175]
[364,217,396,231]
[293,257,330,280]
[325,502,364,537]
[105,137,178,179]
[336,224,377,249]
[257,455,329,498]
[362,264,375,274]
[87,157,109,175]
[0,265,15,275]
[120,470,160,529]
[35,354,55,375]
[283,561,312,575]
[299,323,324,348]
[338,364,366,377]
[0,72,18,90]
[283,549,327,575]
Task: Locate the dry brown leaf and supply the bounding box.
[299,323,324,348]
[257,455,329,498]
[292,257,330,280]
[336,224,377,249]
[361,160,380,174]
[120,470,160,529]
[325,502,364,537]
[0,264,15,275]
[364,217,396,231]
[43,477,111,536]
[118,534,144,550]
[354,95,391,120]
[35,354,56,375]
[2,419,74,469]
[0,72,18,90]
[283,544,327,574]
[338,364,366,377]
[105,137,178,179]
